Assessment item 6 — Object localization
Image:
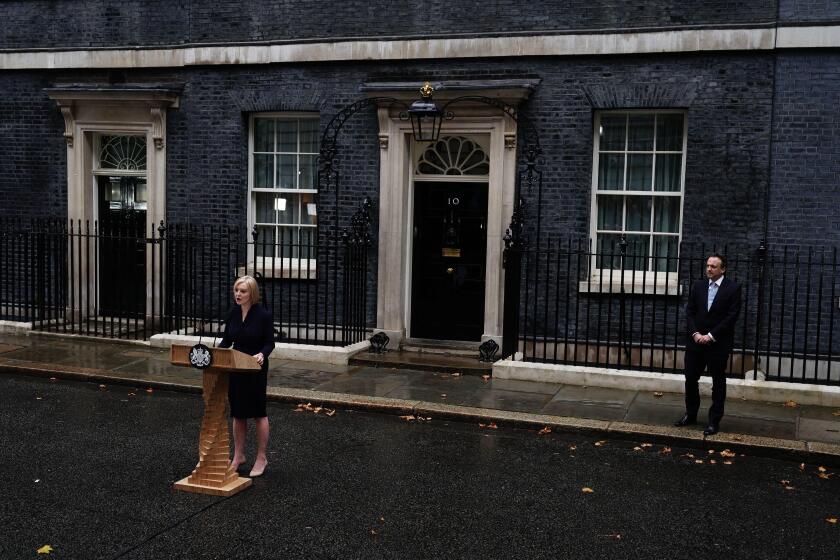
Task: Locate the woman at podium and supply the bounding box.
[218,275,275,477]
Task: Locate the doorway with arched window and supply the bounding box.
[410,135,490,341]
[94,134,148,316]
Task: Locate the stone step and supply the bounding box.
[350,349,492,375]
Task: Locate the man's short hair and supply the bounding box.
[708,253,727,269]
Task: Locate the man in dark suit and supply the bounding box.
[675,253,742,436]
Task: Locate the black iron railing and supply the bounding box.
[503,237,840,385]
[0,217,372,346]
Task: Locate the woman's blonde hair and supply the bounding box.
[233,275,260,304]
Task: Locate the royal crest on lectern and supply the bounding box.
[188,344,212,369]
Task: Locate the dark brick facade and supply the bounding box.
[779,0,840,23]
[0,0,777,50]
[769,53,840,247]
[0,2,838,347]
[0,54,777,246]
[0,73,66,219]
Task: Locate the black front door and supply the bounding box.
[411,181,488,341]
[97,176,146,316]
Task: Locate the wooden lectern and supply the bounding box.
[170,344,261,496]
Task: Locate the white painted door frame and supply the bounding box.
[374,109,518,347]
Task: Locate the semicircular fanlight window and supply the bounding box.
[99,135,147,171]
[416,136,489,176]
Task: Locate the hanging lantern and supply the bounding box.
[408,82,443,143]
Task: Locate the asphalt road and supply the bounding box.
[1,374,839,560]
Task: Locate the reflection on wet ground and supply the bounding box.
[0,332,838,445]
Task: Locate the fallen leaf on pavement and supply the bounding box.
[581,487,594,493]
[783,400,798,408]
[399,415,416,422]
[369,528,378,536]
[660,446,672,455]
[710,459,717,465]
[818,466,827,473]
[49,377,57,381]
[481,375,490,382]
[99,384,107,389]
[451,372,461,377]
[440,394,447,399]
[604,533,622,540]
[799,463,806,471]
[832,411,840,417]
[720,449,736,458]
[723,461,733,465]
[145,387,153,393]
[538,426,552,435]
[325,409,336,417]
[37,545,53,554]
[708,449,715,455]
[378,516,385,523]
[569,445,577,452]
[36,397,42,400]
[818,473,833,480]
[488,422,498,429]
[695,459,704,464]
[633,447,642,452]
[594,440,607,447]
[826,518,838,524]
[653,392,663,398]
[640,443,652,448]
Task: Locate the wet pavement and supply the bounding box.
[1,331,840,460]
[3,374,839,559]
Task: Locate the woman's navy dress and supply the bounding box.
[218,304,275,419]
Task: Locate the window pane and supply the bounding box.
[300,193,317,226]
[656,114,683,151]
[596,195,622,231]
[624,234,651,271]
[254,154,273,188]
[653,236,679,272]
[278,194,300,225]
[625,196,652,232]
[298,227,316,260]
[654,154,682,192]
[278,120,298,152]
[299,155,317,189]
[277,154,297,189]
[254,119,274,152]
[255,226,276,258]
[599,115,626,151]
[276,227,299,258]
[628,115,655,151]
[598,154,624,190]
[627,154,652,190]
[653,197,680,233]
[255,193,280,223]
[299,119,319,153]
[596,234,622,270]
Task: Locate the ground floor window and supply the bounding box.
[249,114,319,260]
[591,111,686,273]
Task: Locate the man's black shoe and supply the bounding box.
[674,414,697,427]
[703,423,720,436]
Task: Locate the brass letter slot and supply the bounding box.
[442,248,461,258]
